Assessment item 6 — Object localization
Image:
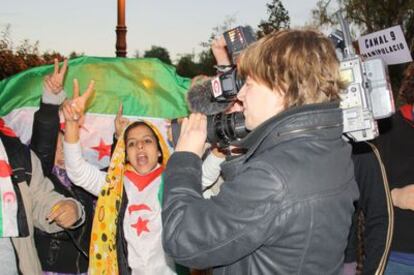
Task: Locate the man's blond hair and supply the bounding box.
[238,29,345,108]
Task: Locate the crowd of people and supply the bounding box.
[0,27,413,275]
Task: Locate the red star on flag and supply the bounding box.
[0,118,16,137]
[91,138,112,160]
[0,160,12,177]
[131,217,150,236]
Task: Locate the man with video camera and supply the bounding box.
[162,29,359,274]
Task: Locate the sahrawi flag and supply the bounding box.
[0,56,191,170]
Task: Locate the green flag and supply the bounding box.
[0,56,191,118]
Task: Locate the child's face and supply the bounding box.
[125,125,160,175]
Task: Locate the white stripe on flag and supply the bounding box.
[3,108,174,169]
[0,141,19,237]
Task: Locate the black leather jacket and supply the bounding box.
[162,102,359,274]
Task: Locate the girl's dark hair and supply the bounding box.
[124,121,163,163]
[356,210,365,275]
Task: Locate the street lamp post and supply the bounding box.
[116,0,127,57]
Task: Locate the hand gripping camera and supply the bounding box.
[210,26,256,103]
[171,26,256,149]
[205,26,256,148]
[332,12,395,141]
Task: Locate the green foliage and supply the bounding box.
[312,0,414,43]
[175,51,216,78]
[0,24,82,80]
[143,45,172,65]
[197,50,216,76]
[257,0,290,38]
[69,51,84,59]
[175,54,201,78]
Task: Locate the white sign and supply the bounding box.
[211,77,223,98]
[358,25,412,65]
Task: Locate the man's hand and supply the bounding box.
[211,36,231,66]
[62,79,94,144]
[114,103,129,139]
[47,200,80,228]
[175,113,207,158]
[61,79,95,124]
[44,58,68,94]
[391,184,414,210]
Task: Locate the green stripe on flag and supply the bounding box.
[0,56,191,118]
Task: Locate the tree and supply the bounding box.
[175,54,202,78]
[257,0,290,38]
[312,0,414,98]
[312,0,414,46]
[143,46,172,65]
[197,50,216,76]
[68,51,84,59]
[0,25,76,80]
[42,51,65,64]
[0,26,43,79]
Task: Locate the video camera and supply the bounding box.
[171,26,256,149]
[332,11,395,141]
[205,26,257,147]
[210,26,256,103]
[203,26,256,148]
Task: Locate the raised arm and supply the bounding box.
[110,102,129,155]
[62,79,106,196]
[211,35,231,66]
[31,59,68,175]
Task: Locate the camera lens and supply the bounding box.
[207,112,249,147]
[170,112,249,149]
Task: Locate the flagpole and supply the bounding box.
[116,0,127,57]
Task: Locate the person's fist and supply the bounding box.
[47,200,80,228]
[392,184,414,210]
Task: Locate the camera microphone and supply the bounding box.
[186,80,232,115]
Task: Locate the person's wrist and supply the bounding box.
[214,56,232,67]
[42,88,66,105]
[65,120,79,127]
[215,64,234,74]
[175,143,204,158]
[212,47,231,66]
[391,188,402,208]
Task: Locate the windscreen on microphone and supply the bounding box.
[186,80,232,115]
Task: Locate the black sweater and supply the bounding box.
[375,110,414,253]
[344,141,390,274]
